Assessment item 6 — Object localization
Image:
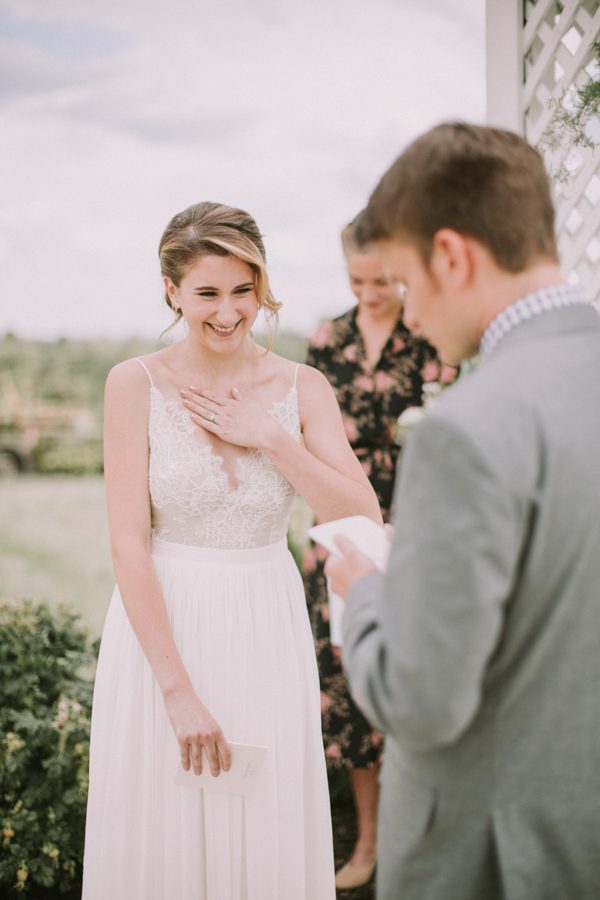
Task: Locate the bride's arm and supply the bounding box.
[103,360,231,775]
[265,365,382,523]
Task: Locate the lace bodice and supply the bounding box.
[139,362,301,549]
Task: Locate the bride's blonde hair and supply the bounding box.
[158,201,281,338]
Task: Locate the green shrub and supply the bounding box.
[287,533,305,570]
[0,601,97,897]
[30,438,104,476]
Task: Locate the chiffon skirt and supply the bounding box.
[82,537,335,900]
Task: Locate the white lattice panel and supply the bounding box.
[487,0,600,307]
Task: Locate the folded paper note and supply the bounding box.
[175,742,268,795]
[308,515,390,571]
[308,516,389,648]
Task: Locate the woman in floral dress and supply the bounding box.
[302,220,454,891]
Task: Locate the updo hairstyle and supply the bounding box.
[158,201,281,333]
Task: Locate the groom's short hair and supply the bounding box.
[354,122,558,272]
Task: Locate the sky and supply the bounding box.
[0,0,486,341]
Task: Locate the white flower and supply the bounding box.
[394,382,444,446]
[395,406,426,445]
[397,407,426,429]
[422,381,442,404]
[52,696,86,731]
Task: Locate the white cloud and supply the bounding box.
[0,0,485,339]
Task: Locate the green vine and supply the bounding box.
[539,40,600,183]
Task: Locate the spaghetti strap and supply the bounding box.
[292,362,300,390]
[134,357,154,388]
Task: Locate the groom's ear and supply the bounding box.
[430,229,474,291]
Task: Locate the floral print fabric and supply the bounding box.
[302,306,451,768]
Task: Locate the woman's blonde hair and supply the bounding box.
[340,217,361,257]
[158,202,281,337]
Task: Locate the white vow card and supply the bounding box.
[174,742,267,796]
[308,515,390,572]
[308,516,389,648]
[326,587,345,648]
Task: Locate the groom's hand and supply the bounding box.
[324,535,377,599]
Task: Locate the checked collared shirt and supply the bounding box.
[479,282,588,358]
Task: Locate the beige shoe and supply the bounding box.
[335,860,376,890]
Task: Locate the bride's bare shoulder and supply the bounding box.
[105,352,159,397]
[105,347,173,391]
[259,350,302,381]
[259,351,331,400]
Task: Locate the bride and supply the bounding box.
[81,201,381,900]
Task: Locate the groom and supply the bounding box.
[326,122,600,900]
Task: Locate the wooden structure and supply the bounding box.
[486,0,600,306]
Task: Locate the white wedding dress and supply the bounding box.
[82,359,336,900]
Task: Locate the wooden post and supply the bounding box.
[486,0,524,132]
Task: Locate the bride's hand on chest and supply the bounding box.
[180,385,281,450]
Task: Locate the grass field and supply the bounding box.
[0,476,115,635]
[0,475,313,637]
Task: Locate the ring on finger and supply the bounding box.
[208,412,216,423]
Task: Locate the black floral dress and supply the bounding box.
[302,306,452,768]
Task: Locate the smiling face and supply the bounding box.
[345,251,403,319]
[165,254,259,353]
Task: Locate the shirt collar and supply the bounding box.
[479,283,586,358]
